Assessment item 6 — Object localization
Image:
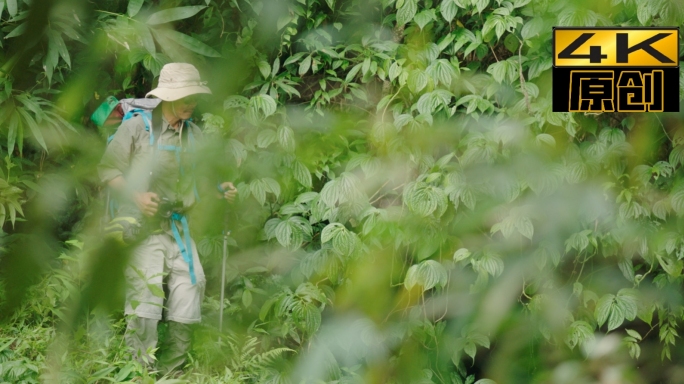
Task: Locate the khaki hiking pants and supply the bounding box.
[123,233,206,373]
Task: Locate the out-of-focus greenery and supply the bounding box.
[2,0,684,382]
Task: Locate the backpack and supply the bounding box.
[91,96,162,140]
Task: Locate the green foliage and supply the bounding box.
[4,0,684,382]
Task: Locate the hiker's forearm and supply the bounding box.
[107,175,136,200]
[108,175,126,193]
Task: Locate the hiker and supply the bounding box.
[97,63,236,374]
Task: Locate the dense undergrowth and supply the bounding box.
[3,0,684,383]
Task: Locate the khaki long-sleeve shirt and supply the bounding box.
[98,113,203,217]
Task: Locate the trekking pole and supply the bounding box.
[218,210,230,343]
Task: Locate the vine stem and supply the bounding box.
[575,249,596,284]
[380,85,404,123]
[520,278,532,301]
[516,36,531,114]
[654,114,673,143]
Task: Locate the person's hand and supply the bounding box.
[133,191,159,217]
[219,182,238,202]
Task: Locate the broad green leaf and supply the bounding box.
[257,129,277,148]
[164,30,221,57]
[464,342,476,360]
[472,0,489,13]
[321,223,344,244]
[258,60,271,79]
[250,179,267,205]
[453,248,471,262]
[242,289,253,307]
[440,0,458,22]
[566,320,594,349]
[389,62,402,81]
[535,133,555,147]
[262,178,281,197]
[128,0,144,17]
[616,289,639,321]
[247,94,277,123]
[275,220,293,247]
[607,303,625,332]
[637,2,652,25]
[625,329,641,340]
[414,9,436,29]
[224,95,249,110]
[277,125,295,152]
[515,216,533,239]
[404,260,448,291]
[595,294,615,328]
[396,0,417,25]
[147,6,207,25]
[521,17,544,40]
[299,55,312,76]
[670,184,684,215]
[657,253,682,278]
[474,252,503,277]
[293,161,312,188]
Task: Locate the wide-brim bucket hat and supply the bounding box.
[146,63,212,101]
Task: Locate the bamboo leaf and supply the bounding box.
[6,0,16,17]
[7,112,18,155]
[16,108,47,151]
[5,22,26,39]
[128,0,144,17]
[163,30,220,57]
[51,31,71,68]
[147,6,207,25]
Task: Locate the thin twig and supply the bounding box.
[219,6,226,38]
[368,179,390,202]
[489,44,499,62]
[381,86,404,123]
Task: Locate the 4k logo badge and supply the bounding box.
[552,28,679,113]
